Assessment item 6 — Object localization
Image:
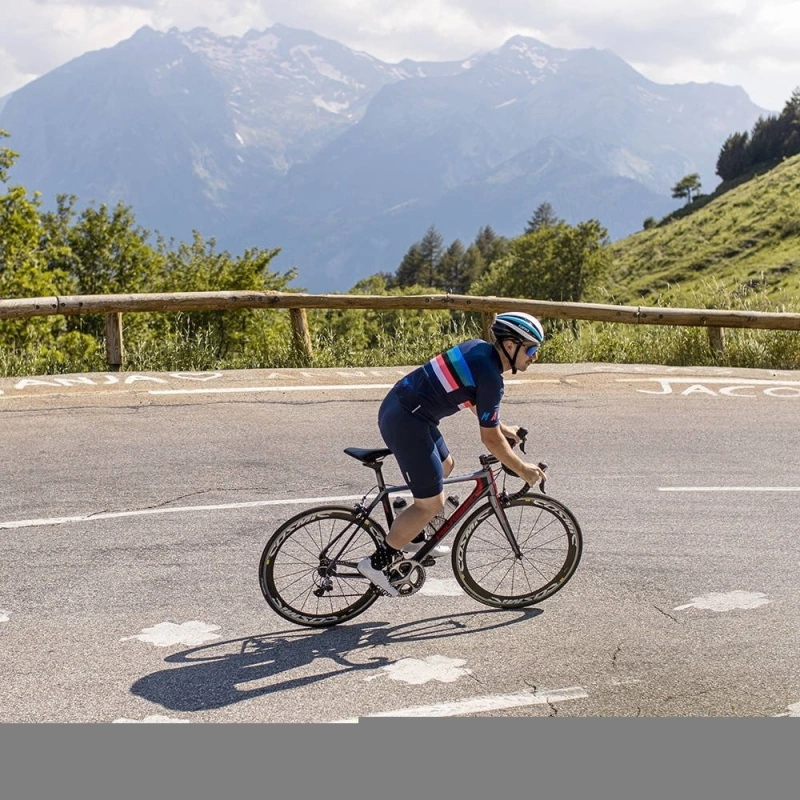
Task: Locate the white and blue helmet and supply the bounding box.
[491,312,545,347]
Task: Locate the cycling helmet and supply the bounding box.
[491,312,544,374]
[491,312,545,346]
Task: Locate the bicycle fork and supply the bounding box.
[486,474,524,560]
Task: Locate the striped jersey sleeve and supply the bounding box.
[428,346,476,410]
[418,340,504,425]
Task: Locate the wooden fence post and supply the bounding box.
[290,308,313,362]
[481,312,494,342]
[707,326,726,357]
[104,312,123,371]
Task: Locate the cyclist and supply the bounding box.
[358,311,548,596]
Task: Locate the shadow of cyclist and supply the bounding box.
[129,608,541,712]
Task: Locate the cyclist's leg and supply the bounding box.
[438,434,455,478]
[406,434,453,548]
[386,493,443,550]
[378,392,447,549]
[358,394,447,594]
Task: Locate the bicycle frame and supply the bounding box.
[319,454,524,571]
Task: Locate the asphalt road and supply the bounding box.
[1,362,799,721]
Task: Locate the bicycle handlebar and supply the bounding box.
[485,426,547,494]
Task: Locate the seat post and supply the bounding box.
[364,460,387,492]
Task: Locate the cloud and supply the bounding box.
[2,1,799,110]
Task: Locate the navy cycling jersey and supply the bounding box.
[393,339,504,427]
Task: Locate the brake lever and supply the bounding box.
[517,426,528,454]
[502,427,546,494]
[537,461,548,493]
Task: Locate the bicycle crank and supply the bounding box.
[388,558,427,597]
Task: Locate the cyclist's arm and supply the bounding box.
[479,424,546,486]
[469,406,521,445]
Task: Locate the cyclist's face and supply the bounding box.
[506,340,539,371]
[519,343,539,370]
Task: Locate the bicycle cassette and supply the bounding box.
[388,558,427,597]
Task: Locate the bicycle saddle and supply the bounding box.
[344,446,392,463]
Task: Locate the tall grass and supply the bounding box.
[542,322,800,370]
[542,278,800,370]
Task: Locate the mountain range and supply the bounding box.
[0,24,770,291]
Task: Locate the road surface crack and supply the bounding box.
[654,605,680,623]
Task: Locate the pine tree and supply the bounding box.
[716,132,750,181]
[525,202,560,233]
[395,242,425,287]
[417,225,444,287]
[438,239,466,292]
[460,244,486,293]
[473,225,507,266]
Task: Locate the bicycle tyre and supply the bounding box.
[452,493,582,609]
[259,505,384,627]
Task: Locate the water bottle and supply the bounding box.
[425,494,459,536]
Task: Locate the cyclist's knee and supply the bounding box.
[412,492,445,516]
[442,454,455,477]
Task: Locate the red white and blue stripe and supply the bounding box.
[426,346,476,409]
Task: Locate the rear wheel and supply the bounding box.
[259,505,383,627]
[452,494,582,608]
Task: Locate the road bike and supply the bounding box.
[258,429,583,627]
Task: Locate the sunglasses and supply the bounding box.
[525,344,540,357]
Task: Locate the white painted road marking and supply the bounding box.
[148,378,559,396]
[113,715,192,723]
[419,578,464,596]
[13,482,792,531]
[152,382,394,395]
[0,494,367,530]
[674,591,771,612]
[773,702,800,718]
[659,487,800,492]
[0,609,10,623]
[623,377,800,397]
[5,481,797,532]
[625,377,800,386]
[330,686,588,721]
[120,621,222,647]
[364,656,472,685]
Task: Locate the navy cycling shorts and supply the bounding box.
[378,390,450,499]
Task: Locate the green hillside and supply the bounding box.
[607,153,800,308]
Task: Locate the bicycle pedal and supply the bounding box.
[421,556,436,567]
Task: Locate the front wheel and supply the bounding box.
[259,505,384,627]
[452,494,582,608]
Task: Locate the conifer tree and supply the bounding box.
[438,239,466,292]
[525,202,560,233]
[473,225,507,266]
[418,225,444,287]
[395,242,425,287]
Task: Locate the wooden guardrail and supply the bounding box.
[2,291,799,369]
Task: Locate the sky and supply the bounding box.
[1,1,799,112]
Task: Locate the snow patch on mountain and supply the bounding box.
[313,96,352,114]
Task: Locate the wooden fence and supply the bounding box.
[2,290,799,369]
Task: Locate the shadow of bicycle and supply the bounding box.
[129,607,542,712]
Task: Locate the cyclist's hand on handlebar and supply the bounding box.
[519,462,547,488]
[502,425,528,449]
[501,424,521,446]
